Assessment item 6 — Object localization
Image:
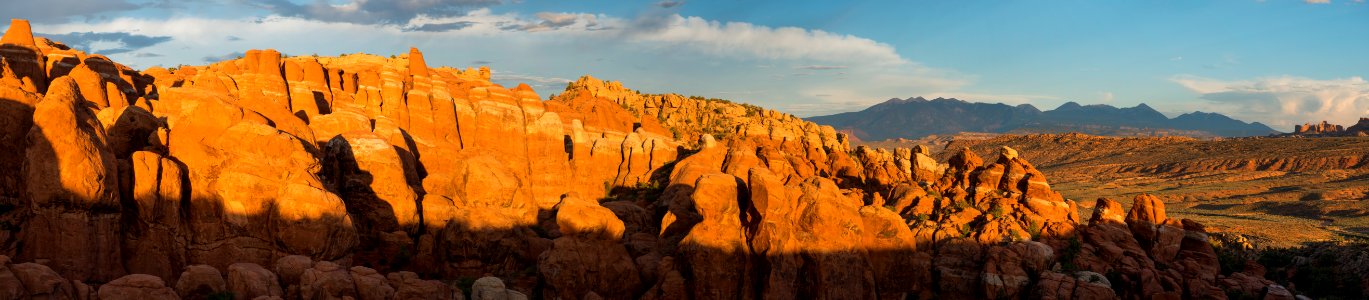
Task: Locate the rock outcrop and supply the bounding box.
[1346,118,1369,136]
[98,274,178,300]
[1,19,47,94]
[0,18,1311,300]
[1290,118,1369,136]
[537,194,640,300]
[1294,120,1343,135]
[174,265,227,299]
[20,77,125,282]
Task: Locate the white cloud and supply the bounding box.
[628,15,907,66]
[238,0,502,24]
[1171,75,1369,128]
[490,72,573,90]
[0,0,138,23]
[408,11,910,67]
[1305,0,1331,4]
[503,12,606,32]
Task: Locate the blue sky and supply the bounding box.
[2,0,1367,129]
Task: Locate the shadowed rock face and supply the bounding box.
[0,18,1317,300]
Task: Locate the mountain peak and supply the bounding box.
[867,97,914,111]
[929,97,965,103]
[1130,103,1162,114]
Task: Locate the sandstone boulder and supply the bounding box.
[860,204,932,296]
[1088,198,1126,225]
[298,261,357,300]
[0,256,26,299]
[0,83,38,201]
[322,132,420,233]
[678,173,751,299]
[538,194,641,300]
[387,271,459,300]
[175,120,359,269]
[1126,193,1182,260]
[227,263,283,300]
[68,63,112,108]
[1033,271,1116,300]
[470,277,527,300]
[982,242,1054,299]
[21,77,124,282]
[23,76,118,210]
[96,105,159,158]
[1,19,46,93]
[124,151,187,280]
[97,274,177,300]
[350,266,395,300]
[11,263,75,299]
[273,255,313,288]
[175,265,227,300]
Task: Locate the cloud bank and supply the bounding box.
[0,0,139,22]
[241,0,502,24]
[38,31,172,55]
[629,15,908,65]
[1172,75,1369,128]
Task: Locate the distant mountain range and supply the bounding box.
[806,97,1278,141]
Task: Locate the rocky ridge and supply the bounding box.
[939,133,1369,181]
[550,76,845,151]
[0,18,1302,299]
[925,132,1369,257]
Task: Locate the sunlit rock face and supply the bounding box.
[0,17,1297,300]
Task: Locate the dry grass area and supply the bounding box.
[1055,172,1369,248]
[876,133,1369,248]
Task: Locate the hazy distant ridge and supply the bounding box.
[806,97,1278,140]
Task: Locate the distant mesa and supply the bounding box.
[806,97,1278,141]
[1287,118,1369,137]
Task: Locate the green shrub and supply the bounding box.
[909,214,929,224]
[1025,219,1043,240]
[950,200,970,211]
[990,207,1005,218]
[878,229,897,238]
[456,277,477,299]
[1060,236,1083,273]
